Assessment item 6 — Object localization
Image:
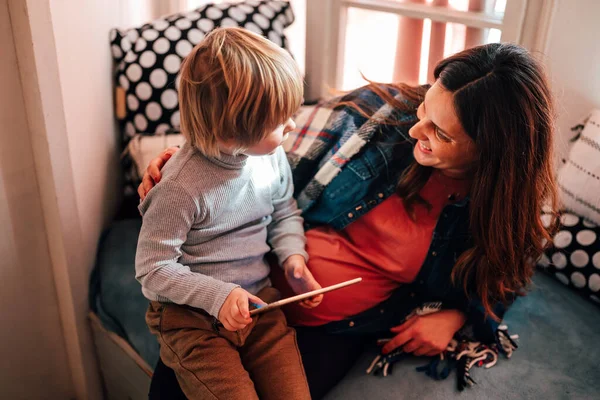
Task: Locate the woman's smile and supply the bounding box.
[418,141,432,153]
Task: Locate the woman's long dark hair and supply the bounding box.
[399,43,559,319]
[351,43,559,319]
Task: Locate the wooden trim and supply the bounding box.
[331,0,347,91]
[89,312,154,377]
[519,0,557,53]
[500,0,527,43]
[305,0,335,101]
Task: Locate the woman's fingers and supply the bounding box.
[142,173,154,195]
[390,316,418,334]
[401,338,422,353]
[413,345,433,357]
[148,158,165,183]
[382,330,412,354]
[137,182,146,199]
[139,148,180,200]
[163,146,179,158]
[149,147,178,182]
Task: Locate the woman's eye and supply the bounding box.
[435,127,451,142]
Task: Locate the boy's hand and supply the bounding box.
[218,288,267,331]
[283,255,323,308]
[138,147,180,200]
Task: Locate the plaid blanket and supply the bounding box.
[284,86,413,211]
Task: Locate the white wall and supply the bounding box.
[0,0,73,398]
[52,0,123,241]
[46,1,127,398]
[49,0,122,315]
[545,0,600,162]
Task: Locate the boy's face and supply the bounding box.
[243,118,296,156]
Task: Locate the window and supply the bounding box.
[305,0,555,100]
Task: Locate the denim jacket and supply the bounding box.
[286,86,508,343]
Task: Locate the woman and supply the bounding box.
[139,43,557,399]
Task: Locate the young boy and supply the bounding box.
[136,28,321,400]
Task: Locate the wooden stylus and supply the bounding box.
[249,277,362,316]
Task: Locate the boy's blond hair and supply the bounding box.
[179,27,303,157]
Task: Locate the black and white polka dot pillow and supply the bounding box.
[538,210,600,306]
[110,0,295,145]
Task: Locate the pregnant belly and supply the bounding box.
[271,251,400,327]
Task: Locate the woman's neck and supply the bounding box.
[438,167,472,180]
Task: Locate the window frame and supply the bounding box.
[304,0,556,101]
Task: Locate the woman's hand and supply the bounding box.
[382,309,467,356]
[282,255,323,308]
[137,147,180,200]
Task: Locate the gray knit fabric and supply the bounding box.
[135,142,308,318]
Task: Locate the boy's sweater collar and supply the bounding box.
[206,151,248,170]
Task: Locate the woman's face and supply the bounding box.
[409,81,477,178]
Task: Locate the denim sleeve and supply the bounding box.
[463,295,515,344]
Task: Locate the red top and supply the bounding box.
[274,171,471,326]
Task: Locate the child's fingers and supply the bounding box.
[230,313,250,327]
[309,294,323,305]
[231,301,250,325]
[236,296,250,319]
[293,264,303,279]
[223,317,245,331]
[298,301,311,309]
[299,295,322,308]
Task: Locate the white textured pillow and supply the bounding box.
[558,109,600,224]
[124,134,186,179]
